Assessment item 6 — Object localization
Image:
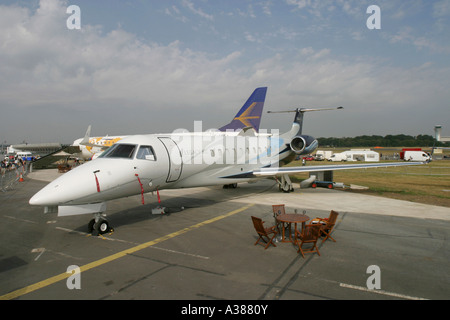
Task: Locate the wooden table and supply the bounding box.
[276,214,310,243]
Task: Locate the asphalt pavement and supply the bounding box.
[1,170,449,304]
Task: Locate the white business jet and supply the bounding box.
[71,87,268,160]
[29,88,425,235]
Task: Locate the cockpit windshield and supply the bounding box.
[100,144,137,159]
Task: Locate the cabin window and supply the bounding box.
[100,144,137,159]
[136,145,156,161]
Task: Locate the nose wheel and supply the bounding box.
[88,213,114,236]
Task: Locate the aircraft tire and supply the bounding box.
[89,218,111,235]
[88,219,95,233]
[96,219,110,234]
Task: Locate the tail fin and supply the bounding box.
[79,125,92,146]
[219,87,267,132]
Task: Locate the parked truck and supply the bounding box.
[315,150,333,161]
[403,150,431,162]
[328,152,347,162]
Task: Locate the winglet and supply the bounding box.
[219,87,267,132]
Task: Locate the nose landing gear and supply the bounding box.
[88,213,114,236]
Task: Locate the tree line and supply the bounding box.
[317,134,449,148]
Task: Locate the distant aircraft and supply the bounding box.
[71,87,268,160]
[72,126,124,160]
[30,88,425,235]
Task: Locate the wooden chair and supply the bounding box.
[272,204,286,233]
[251,216,278,249]
[272,204,286,216]
[316,210,339,243]
[295,224,321,258]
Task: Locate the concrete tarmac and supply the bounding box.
[0,169,449,303]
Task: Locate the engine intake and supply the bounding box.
[289,135,318,155]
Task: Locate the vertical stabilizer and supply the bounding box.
[79,125,92,145]
[219,87,267,132]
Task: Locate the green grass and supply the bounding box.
[289,159,450,207]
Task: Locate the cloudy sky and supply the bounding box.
[0,0,449,144]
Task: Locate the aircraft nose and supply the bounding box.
[29,162,98,206]
[29,190,50,206]
[29,158,138,207]
[29,181,65,206]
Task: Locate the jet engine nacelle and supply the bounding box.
[289,135,319,155]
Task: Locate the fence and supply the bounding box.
[0,163,29,192]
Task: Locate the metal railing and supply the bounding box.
[0,163,29,192]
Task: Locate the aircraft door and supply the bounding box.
[158,137,183,182]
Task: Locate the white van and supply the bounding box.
[404,151,431,162]
[329,153,347,162]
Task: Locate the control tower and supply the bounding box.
[435,125,450,142]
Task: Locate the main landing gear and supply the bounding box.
[88,213,114,236]
[277,174,294,193]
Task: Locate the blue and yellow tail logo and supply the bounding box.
[219,87,267,132]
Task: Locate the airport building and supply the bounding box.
[341,149,380,162]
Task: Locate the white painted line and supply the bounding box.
[4,215,38,224]
[339,283,428,300]
[32,248,46,261]
[54,227,209,259]
[149,246,210,260]
[54,227,139,245]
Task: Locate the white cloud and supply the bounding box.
[165,6,189,23]
[0,0,449,142]
[0,1,240,109]
[286,0,311,10]
[433,0,450,17]
[181,0,214,21]
[285,0,365,18]
[260,1,273,16]
[387,26,450,54]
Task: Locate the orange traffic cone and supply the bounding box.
[19,173,24,182]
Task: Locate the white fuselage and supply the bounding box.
[29,123,307,207]
[72,136,126,160]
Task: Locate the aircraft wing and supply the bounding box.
[253,161,426,176]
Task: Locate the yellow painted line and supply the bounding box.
[0,203,254,300]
